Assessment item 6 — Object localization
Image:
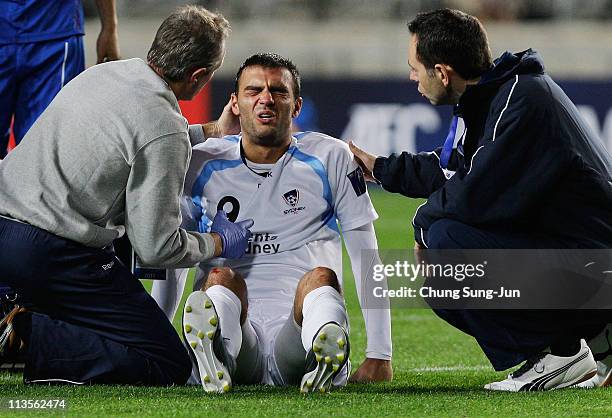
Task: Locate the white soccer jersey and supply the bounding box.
[186,132,378,304]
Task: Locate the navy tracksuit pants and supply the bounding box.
[424,219,611,371]
[0,217,191,385]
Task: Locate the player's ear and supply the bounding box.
[230,92,240,116]
[434,63,453,87]
[292,97,303,118]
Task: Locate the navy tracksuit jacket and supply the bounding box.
[373,50,612,370]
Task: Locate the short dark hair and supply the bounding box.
[408,9,492,80]
[147,6,230,82]
[234,53,301,98]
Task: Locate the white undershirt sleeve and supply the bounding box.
[343,223,392,360]
[151,268,189,321]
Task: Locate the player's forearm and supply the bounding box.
[95,0,118,30]
[343,223,393,359]
[364,308,392,360]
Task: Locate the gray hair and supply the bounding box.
[147,6,230,82]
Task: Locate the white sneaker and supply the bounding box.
[576,324,612,388]
[484,339,596,392]
[183,291,232,393]
[300,322,349,394]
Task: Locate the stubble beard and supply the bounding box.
[250,120,291,148]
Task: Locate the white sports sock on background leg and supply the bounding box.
[300,285,347,351]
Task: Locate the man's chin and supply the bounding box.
[428,95,454,106]
[252,131,290,147]
[254,126,277,139]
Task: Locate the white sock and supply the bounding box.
[205,285,243,360]
[300,285,347,352]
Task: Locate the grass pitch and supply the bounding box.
[1,189,610,417]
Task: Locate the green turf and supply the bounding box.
[1,189,609,417]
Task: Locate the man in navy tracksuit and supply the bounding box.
[0,0,120,158]
[350,9,612,391]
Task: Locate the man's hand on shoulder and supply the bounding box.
[349,358,393,383]
[203,97,241,139]
[348,141,379,183]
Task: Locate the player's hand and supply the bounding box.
[218,97,241,136]
[96,27,120,63]
[349,358,393,383]
[348,141,378,183]
[203,98,241,139]
[210,210,254,259]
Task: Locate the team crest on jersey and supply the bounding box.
[283,189,300,207]
[282,189,306,215]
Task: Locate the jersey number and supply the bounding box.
[217,196,240,222]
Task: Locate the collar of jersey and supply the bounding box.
[237,135,299,177]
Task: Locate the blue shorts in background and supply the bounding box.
[0,35,84,157]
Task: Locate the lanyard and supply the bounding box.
[440,115,459,169]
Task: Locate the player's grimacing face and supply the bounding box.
[233,66,301,145]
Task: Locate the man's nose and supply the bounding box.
[258,89,274,104]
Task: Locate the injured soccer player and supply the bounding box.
[151,53,392,393]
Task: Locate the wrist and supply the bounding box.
[211,232,223,257]
[365,351,392,361]
[203,121,221,139]
[372,156,387,183]
[365,357,391,363]
[100,21,117,31]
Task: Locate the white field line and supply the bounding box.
[411,365,490,373]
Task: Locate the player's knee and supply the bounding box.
[204,267,248,323]
[298,267,341,295]
[204,267,246,297]
[205,267,240,288]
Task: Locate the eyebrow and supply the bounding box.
[269,85,289,93]
[243,84,290,93]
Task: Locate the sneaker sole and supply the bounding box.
[555,369,597,390]
[300,322,349,394]
[603,371,612,387]
[574,368,612,388]
[183,291,231,394]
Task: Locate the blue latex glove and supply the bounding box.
[197,205,209,234]
[210,210,254,258]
